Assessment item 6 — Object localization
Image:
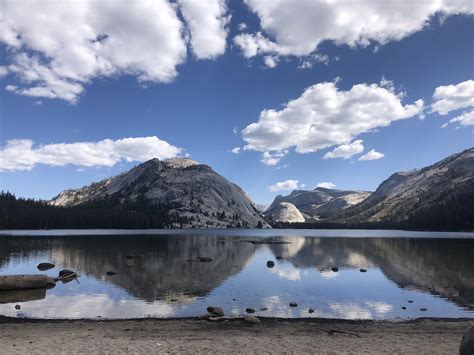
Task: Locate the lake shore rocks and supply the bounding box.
[207,307,224,317]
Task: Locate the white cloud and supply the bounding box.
[431,80,474,115]
[263,55,278,68]
[0,136,183,172]
[0,0,228,103]
[0,66,8,78]
[234,1,474,67]
[260,150,288,166]
[178,0,230,59]
[268,179,298,192]
[231,147,241,154]
[242,82,423,163]
[323,140,364,160]
[441,110,474,128]
[237,22,248,31]
[358,149,385,161]
[316,182,336,189]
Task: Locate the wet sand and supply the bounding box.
[0,317,472,354]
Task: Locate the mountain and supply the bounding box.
[269,202,305,223]
[266,187,371,220]
[332,148,474,227]
[50,158,269,229]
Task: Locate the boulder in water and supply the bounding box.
[37,263,55,271]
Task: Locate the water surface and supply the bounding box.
[0,229,473,319]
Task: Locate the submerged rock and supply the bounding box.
[207,306,224,317]
[266,261,275,268]
[37,263,55,271]
[58,270,76,278]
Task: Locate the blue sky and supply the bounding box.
[0,1,473,205]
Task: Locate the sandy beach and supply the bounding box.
[0,317,472,354]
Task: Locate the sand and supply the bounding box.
[0,317,472,354]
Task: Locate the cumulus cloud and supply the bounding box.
[268,179,298,192]
[234,1,474,67]
[358,149,385,161]
[316,182,336,189]
[441,110,474,128]
[231,147,241,154]
[242,81,423,164]
[178,0,230,59]
[0,0,230,103]
[431,80,474,115]
[260,150,288,166]
[0,136,183,172]
[323,140,364,160]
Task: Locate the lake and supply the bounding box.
[0,229,473,319]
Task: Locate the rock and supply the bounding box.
[260,307,268,311]
[408,300,414,303]
[276,256,282,260]
[266,261,275,268]
[14,304,20,310]
[58,269,76,278]
[331,267,339,272]
[106,271,117,275]
[308,308,315,314]
[359,268,367,272]
[245,307,255,314]
[170,299,178,302]
[401,306,406,310]
[37,263,55,271]
[289,302,298,307]
[269,202,305,223]
[243,315,260,324]
[198,257,213,262]
[420,308,427,311]
[206,306,224,317]
[460,326,474,355]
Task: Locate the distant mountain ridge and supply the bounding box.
[266,187,371,222]
[51,157,269,228]
[269,148,474,230]
[331,147,474,226]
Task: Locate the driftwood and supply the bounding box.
[0,275,56,291]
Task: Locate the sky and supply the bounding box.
[0,0,473,205]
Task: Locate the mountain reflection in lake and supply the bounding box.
[0,231,473,319]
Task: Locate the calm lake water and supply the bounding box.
[0,229,473,319]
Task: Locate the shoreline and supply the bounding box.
[1,317,472,354]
